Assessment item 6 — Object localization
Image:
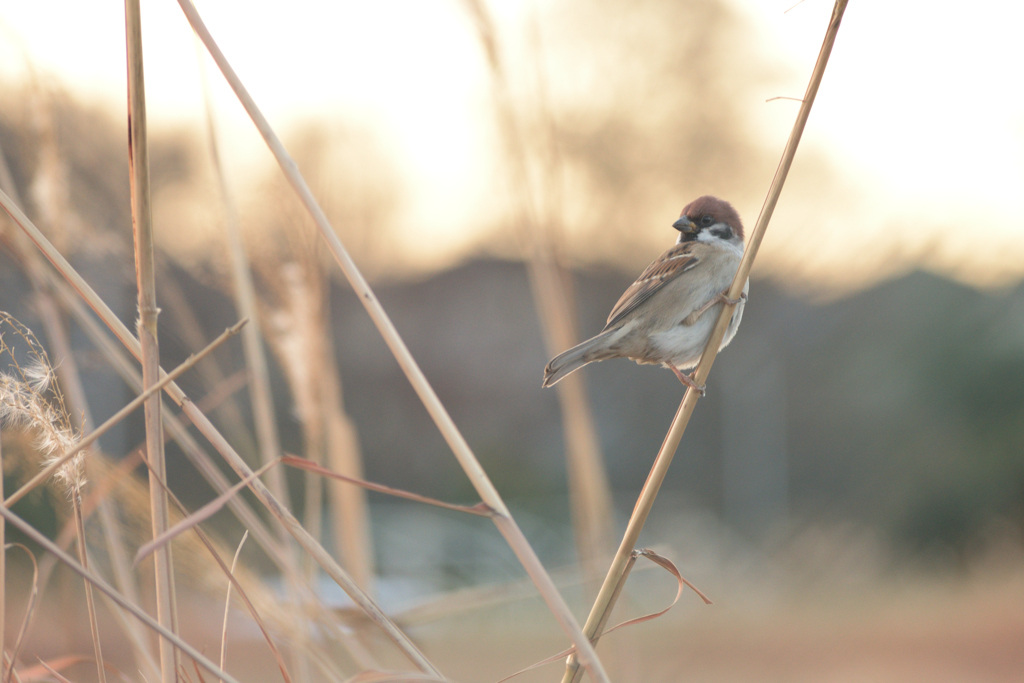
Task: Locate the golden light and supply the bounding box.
[2,0,1022,289]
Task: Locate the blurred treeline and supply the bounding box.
[0,0,1022,578]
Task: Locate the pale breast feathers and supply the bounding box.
[603,242,701,330]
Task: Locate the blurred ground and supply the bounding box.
[9,535,1024,682]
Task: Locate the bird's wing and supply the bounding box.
[603,241,701,330]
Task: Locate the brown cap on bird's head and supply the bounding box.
[675,195,744,239]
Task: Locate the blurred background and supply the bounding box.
[1,0,1024,681]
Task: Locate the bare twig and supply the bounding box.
[562,1,850,680]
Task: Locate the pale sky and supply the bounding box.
[1,0,1022,292]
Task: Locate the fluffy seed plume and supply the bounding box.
[0,312,85,492]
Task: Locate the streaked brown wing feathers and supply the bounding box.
[603,242,700,329]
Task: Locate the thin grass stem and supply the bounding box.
[196,41,293,516]
[139,455,294,683]
[72,491,107,683]
[220,531,248,678]
[33,288,157,680]
[0,506,244,683]
[3,544,37,683]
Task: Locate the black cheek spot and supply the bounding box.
[712,226,733,240]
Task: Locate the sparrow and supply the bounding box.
[542,195,748,394]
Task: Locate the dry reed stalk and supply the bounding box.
[52,282,292,563]
[0,505,244,683]
[268,263,336,683]
[195,66,315,679]
[35,291,146,610]
[0,189,437,675]
[325,408,373,588]
[55,294,378,679]
[71,491,106,683]
[3,543,37,683]
[274,264,326,581]
[156,267,259,458]
[269,262,374,591]
[196,57,317,680]
[460,0,614,584]
[63,288,374,673]
[323,404,371,582]
[0,135,155,678]
[176,2,608,678]
[3,109,160,680]
[125,2,178,675]
[561,2,849,680]
[0,433,4,674]
[139,460,295,683]
[184,408,440,674]
[134,459,278,564]
[31,448,217,683]
[196,56,292,516]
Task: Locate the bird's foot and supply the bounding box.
[670,366,706,397]
[683,290,746,326]
[720,290,747,306]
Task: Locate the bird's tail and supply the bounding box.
[542,329,619,387]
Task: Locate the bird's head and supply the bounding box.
[672,195,744,245]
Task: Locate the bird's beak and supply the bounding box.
[672,217,698,234]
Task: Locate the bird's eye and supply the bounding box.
[700,215,714,227]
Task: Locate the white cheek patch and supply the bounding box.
[697,225,726,243]
[697,225,744,257]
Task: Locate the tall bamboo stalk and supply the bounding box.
[175,1,608,678]
[561,2,849,680]
[124,2,177,680]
